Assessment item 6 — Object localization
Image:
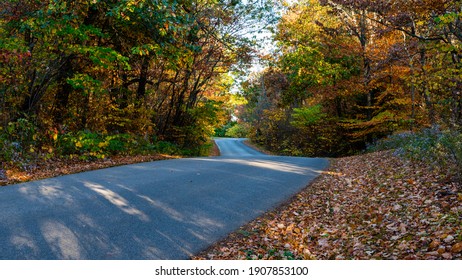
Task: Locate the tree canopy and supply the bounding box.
[237,0,462,157]
[2,0,462,167]
[1,0,276,165]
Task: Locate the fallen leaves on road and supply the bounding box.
[210,141,221,157]
[193,151,462,260]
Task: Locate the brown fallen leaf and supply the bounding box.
[451,243,462,254]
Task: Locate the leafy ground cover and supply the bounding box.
[210,140,221,157]
[0,154,178,186]
[193,150,462,260]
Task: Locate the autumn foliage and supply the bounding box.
[0,0,275,170]
[239,0,462,157]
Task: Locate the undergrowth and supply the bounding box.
[1,118,212,171]
[369,127,462,184]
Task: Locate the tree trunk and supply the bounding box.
[53,57,74,125]
[136,57,150,100]
[419,46,436,126]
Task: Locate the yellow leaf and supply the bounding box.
[98,142,108,148]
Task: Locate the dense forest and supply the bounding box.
[0,0,275,169]
[2,0,462,175]
[234,0,462,163]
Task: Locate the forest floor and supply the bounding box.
[193,150,462,260]
[0,154,179,186]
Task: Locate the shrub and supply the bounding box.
[225,123,249,138]
[0,118,39,167]
[57,131,132,160]
[104,134,130,154]
[214,122,237,137]
[370,127,462,182]
[154,141,181,155]
[438,131,462,181]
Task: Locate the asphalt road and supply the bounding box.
[0,138,328,259]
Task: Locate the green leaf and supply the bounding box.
[291,105,326,127]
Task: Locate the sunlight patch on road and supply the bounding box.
[190,213,225,229]
[84,182,149,222]
[187,229,211,242]
[138,195,184,222]
[196,157,322,175]
[242,159,312,175]
[10,232,38,254]
[40,220,82,259]
[17,182,74,206]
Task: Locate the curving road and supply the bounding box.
[214,138,263,157]
[0,138,328,259]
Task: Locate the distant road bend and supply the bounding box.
[0,138,328,259]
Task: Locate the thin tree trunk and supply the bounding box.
[419,46,436,126]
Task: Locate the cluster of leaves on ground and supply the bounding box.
[209,140,220,157]
[0,153,177,187]
[193,151,462,260]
